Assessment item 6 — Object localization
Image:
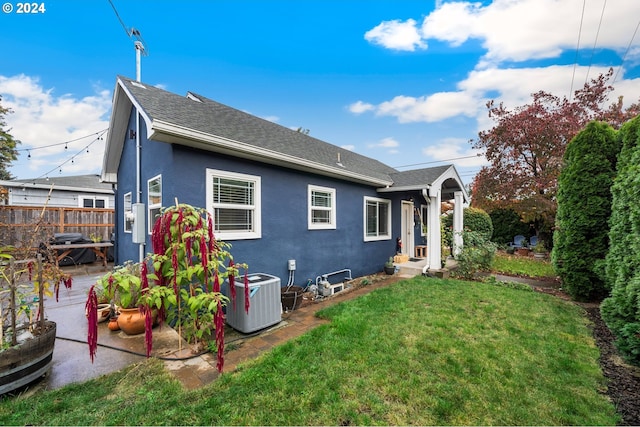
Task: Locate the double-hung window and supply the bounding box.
[147,175,162,234]
[308,185,336,230]
[206,169,261,240]
[364,196,391,241]
[123,192,133,233]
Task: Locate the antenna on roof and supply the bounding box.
[108,0,148,82]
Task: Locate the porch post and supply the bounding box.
[427,188,442,270]
[452,191,464,256]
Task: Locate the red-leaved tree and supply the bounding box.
[471,69,640,239]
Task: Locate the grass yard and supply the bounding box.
[0,276,618,425]
[491,251,557,279]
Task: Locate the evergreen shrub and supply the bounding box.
[552,121,619,301]
[601,115,640,365]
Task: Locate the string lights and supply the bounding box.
[17,128,109,181]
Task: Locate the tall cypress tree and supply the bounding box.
[552,121,619,301]
[601,115,640,364]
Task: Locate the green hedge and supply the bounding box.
[601,115,640,365]
[552,121,619,302]
[443,207,493,248]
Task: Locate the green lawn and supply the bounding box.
[0,276,618,425]
[491,251,557,279]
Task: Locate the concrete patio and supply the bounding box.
[28,262,404,393]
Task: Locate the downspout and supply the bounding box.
[136,111,144,263]
[421,188,430,276]
[112,183,118,265]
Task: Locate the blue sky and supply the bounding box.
[2,0,640,184]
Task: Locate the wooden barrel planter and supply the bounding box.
[0,320,56,395]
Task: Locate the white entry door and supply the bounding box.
[401,201,414,257]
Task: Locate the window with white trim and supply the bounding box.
[79,196,108,209]
[147,175,162,234]
[123,192,133,233]
[364,196,391,241]
[420,205,428,237]
[206,169,261,240]
[308,185,336,230]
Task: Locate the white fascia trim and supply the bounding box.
[150,120,393,187]
[376,184,425,193]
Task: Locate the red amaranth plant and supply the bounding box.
[85,285,98,362]
[87,203,248,372]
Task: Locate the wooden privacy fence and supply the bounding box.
[0,206,115,248]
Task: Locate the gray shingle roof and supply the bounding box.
[110,75,464,196]
[388,166,453,188]
[120,76,397,184]
[12,174,112,191]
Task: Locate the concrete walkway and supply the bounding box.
[36,263,403,393]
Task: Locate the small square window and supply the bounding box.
[308,185,336,230]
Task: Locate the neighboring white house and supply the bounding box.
[0,174,114,208]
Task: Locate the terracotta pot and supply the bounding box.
[116,307,146,335]
[108,317,120,331]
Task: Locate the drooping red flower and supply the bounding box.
[244,270,250,314]
[213,270,220,293]
[85,285,98,362]
[215,299,225,372]
[207,214,217,254]
[171,249,179,295]
[200,231,208,270]
[27,261,33,280]
[141,260,149,290]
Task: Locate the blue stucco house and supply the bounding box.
[101,75,468,287]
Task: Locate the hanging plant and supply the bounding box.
[86,203,248,372]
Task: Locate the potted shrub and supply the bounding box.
[1,249,72,394]
[92,261,150,335]
[384,257,395,275]
[533,240,548,259]
[86,203,249,372]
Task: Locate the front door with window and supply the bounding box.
[401,201,414,257]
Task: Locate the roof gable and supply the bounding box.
[103,76,396,186]
[101,75,467,199]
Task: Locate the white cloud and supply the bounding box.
[368,137,400,154]
[422,138,488,168]
[0,74,111,178]
[375,91,478,123]
[348,100,375,114]
[364,19,427,52]
[350,63,640,130]
[421,0,640,68]
[341,144,356,151]
[358,0,640,128]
